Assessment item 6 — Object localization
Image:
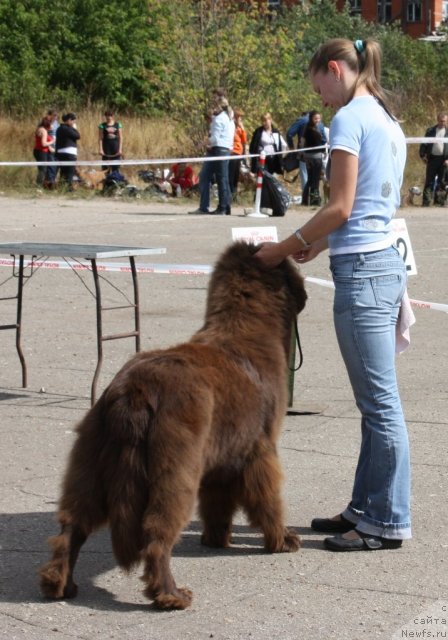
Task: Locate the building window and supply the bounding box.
[443,1,448,23]
[377,0,392,22]
[349,0,362,14]
[407,0,422,22]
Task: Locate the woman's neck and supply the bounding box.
[352,83,370,98]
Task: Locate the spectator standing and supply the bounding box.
[249,113,286,176]
[98,110,123,173]
[33,115,54,187]
[228,108,248,202]
[300,110,327,206]
[190,95,235,215]
[45,109,59,187]
[419,113,448,206]
[287,110,327,194]
[286,111,310,193]
[56,113,80,190]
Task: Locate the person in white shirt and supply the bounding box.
[190,95,235,215]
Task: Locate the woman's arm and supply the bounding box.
[70,126,81,141]
[37,126,50,148]
[256,150,358,267]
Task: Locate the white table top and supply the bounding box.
[0,243,166,259]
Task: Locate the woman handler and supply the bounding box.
[257,38,410,552]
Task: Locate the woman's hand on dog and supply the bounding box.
[256,238,317,267]
[255,242,288,268]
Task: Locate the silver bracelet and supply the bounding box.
[294,228,311,248]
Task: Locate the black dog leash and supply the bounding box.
[289,319,304,372]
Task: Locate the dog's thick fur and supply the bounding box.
[39,242,307,610]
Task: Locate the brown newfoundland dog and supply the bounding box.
[39,241,307,610]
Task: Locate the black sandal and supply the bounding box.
[324,530,403,552]
[311,514,355,534]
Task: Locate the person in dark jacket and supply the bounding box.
[419,113,448,206]
[56,113,80,189]
[286,110,327,193]
[249,113,286,176]
[300,110,327,206]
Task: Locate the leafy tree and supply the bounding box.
[0,0,447,136]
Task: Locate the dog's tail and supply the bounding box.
[97,357,212,572]
[98,379,158,570]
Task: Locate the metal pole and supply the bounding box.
[246,151,269,218]
[90,259,103,406]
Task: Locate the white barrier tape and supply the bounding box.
[0,257,212,276]
[0,137,435,168]
[305,275,448,313]
[405,137,446,144]
[0,147,318,168]
[1,258,446,312]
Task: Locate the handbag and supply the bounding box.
[282,151,301,173]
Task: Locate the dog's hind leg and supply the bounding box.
[39,512,91,599]
[140,498,196,610]
[199,479,238,548]
[240,440,301,553]
[39,400,109,599]
[139,460,202,610]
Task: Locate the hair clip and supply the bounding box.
[354,40,365,54]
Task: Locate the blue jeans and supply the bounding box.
[199,147,231,212]
[299,160,308,193]
[330,246,411,540]
[46,152,58,184]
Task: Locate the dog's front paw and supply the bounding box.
[153,587,193,610]
[265,528,301,553]
[282,528,301,552]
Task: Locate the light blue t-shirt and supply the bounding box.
[328,95,406,255]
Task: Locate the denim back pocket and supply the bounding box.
[370,272,405,309]
[330,263,367,315]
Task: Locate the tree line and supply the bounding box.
[0,0,447,142]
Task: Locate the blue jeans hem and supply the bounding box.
[343,506,412,539]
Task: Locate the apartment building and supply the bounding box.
[267,1,448,37]
[333,1,447,37]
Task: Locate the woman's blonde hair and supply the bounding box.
[309,38,395,118]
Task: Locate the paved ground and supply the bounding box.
[0,194,447,640]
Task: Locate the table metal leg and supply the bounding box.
[16,255,27,388]
[130,256,141,353]
[90,256,142,406]
[90,258,103,406]
[0,254,27,387]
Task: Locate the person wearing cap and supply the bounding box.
[55,113,80,189]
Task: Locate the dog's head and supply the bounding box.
[205,242,307,329]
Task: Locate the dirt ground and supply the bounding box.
[0,194,447,640]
